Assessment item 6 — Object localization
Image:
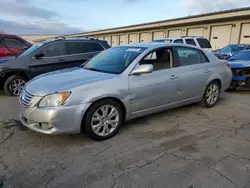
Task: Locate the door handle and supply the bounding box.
[5,51,11,54]
[205,69,211,73]
[170,75,178,80]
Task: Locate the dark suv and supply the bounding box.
[0,34,32,59]
[0,37,110,96]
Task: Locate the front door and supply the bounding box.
[128,47,181,116]
[173,46,213,100]
[29,41,70,77]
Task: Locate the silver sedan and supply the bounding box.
[19,43,232,140]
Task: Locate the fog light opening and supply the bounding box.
[39,123,53,130]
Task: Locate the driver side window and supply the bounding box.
[139,48,174,71]
[40,42,67,57]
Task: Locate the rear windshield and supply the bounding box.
[196,38,212,48]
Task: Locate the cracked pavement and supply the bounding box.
[0,91,250,188]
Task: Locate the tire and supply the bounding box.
[202,81,220,108]
[84,99,124,141]
[4,75,27,96]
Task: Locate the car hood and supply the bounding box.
[26,67,117,96]
[0,56,29,68]
[0,56,15,64]
[228,60,250,69]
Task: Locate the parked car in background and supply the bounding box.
[152,36,212,52]
[227,50,250,90]
[213,44,250,60]
[0,34,32,58]
[0,37,110,96]
[19,43,232,141]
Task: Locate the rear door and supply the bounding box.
[66,41,104,68]
[0,38,7,58]
[29,41,69,77]
[4,37,25,56]
[173,46,213,100]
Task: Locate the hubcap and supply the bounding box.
[206,84,219,105]
[9,79,26,96]
[91,105,119,136]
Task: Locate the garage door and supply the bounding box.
[119,34,127,45]
[187,28,204,37]
[104,36,111,45]
[153,31,164,40]
[129,34,137,44]
[97,36,104,40]
[240,23,250,44]
[111,35,119,46]
[140,32,150,42]
[168,29,182,38]
[210,25,232,50]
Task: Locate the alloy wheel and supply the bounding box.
[91,105,120,137]
[206,84,219,105]
[9,79,26,96]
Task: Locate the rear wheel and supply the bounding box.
[84,99,124,141]
[202,81,220,108]
[4,75,27,96]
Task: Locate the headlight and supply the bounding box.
[38,92,71,107]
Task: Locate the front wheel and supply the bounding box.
[202,81,220,108]
[84,99,124,141]
[4,75,27,96]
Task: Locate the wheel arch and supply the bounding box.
[2,69,31,83]
[81,97,127,132]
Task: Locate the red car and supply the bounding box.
[0,34,32,58]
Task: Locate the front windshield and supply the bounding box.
[220,45,246,53]
[229,51,250,61]
[83,46,146,74]
[19,43,43,57]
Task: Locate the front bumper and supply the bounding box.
[19,97,91,134]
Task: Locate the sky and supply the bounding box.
[1,0,250,35]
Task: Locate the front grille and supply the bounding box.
[19,88,35,108]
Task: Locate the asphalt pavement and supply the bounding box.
[0,91,250,188]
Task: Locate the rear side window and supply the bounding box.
[41,42,67,57]
[185,39,196,46]
[196,38,212,48]
[4,38,24,50]
[67,42,104,55]
[175,47,209,66]
[0,38,4,47]
[173,39,183,43]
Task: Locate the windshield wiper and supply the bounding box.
[83,67,102,72]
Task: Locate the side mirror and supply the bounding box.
[34,53,44,59]
[217,55,227,60]
[23,44,29,51]
[131,64,153,75]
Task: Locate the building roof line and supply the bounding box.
[63,7,250,36]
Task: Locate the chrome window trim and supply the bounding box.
[32,41,104,59]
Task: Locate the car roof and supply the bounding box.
[154,36,206,41]
[43,37,107,43]
[0,34,18,37]
[117,42,203,50]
